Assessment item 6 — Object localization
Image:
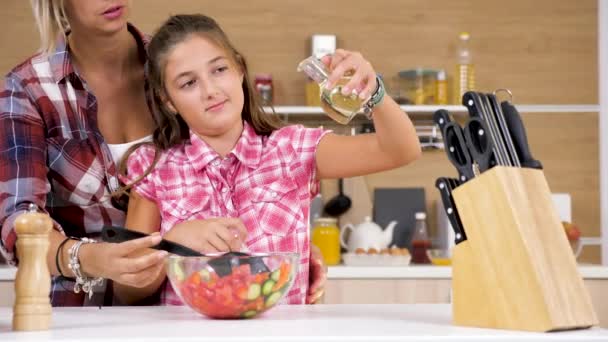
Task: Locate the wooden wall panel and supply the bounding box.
[0,0,600,262]
[0,0,597,104]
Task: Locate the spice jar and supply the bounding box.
[254,74,273,105]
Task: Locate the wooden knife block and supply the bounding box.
[451,166,597,332]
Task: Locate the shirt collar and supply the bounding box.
[49,23,150,84]
[185,121,263,171]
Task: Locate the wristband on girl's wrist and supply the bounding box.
[362,75,386,120]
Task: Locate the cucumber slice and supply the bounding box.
[173,263,185,282]
[262,279,275,296]
[270,269,280,282]
[242,310,257,318]
[247,283,261,300]
[265,291,282,307]
[198,269,211,282]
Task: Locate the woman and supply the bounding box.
[0,0,326,306]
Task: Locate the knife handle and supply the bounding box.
[433,109,453,129]
[435,178,467,245]
[500,101,543,169]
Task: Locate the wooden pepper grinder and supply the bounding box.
[12,204,52,331]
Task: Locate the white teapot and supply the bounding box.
[340,216,397,252]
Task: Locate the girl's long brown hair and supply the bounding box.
[113,14,284,200]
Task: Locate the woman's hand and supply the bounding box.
[306,244,328,304]
[321,49,378,101]
[80,234,168,288]
[164,218,248,253]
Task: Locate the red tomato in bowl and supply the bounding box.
[177,261,293,319]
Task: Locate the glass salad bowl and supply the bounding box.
[166,252,298,319]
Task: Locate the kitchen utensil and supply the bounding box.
[435,177,467,244]
[166,252,298,319]
[433,110,475,182]
[486,93,520,167]
[101,225,201,256]
[499,99,543,169]
[462,117,494,173]
[463,92,510,166]
[451,166,597,331]
[323,178,352,216]
[100,225,269,276]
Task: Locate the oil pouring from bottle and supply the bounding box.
[297,56,372,124]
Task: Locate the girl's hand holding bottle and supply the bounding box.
[321,49,378,102]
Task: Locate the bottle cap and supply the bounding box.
[415,212,427,220]
[437,69,446,80]
[313,217,338,225]
[312,34,337,59]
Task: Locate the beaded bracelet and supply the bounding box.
[67,237,104,299]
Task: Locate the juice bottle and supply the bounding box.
[311,217,341,265]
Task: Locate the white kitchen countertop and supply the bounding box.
[2,264,608,281]
[1,305,606,341]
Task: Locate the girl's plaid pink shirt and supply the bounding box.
[121,122,330,305]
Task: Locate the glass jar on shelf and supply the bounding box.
[254,73,273,106]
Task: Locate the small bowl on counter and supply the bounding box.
[426,249,451,266]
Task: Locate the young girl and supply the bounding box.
[115,14,421,306]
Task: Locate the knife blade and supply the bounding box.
[487,93,521,167]
[462,92,509,167]
[500,100,543,169]
[435,177,467,244]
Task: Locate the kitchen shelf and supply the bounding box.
[264,104,599,115]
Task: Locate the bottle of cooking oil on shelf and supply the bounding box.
[297,56,370,125]
[435,69,448,105]
[454,32,475,104]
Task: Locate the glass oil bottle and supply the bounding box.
[454,32,475,104]
[297,56,370,125]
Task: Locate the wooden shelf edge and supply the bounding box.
[264,104,599,115]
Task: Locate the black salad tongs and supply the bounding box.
[101,225,269,276]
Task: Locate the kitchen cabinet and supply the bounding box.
[1,305,606,341]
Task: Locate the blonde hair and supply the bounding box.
[30,0,69,54]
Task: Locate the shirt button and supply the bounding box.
[181,210,187,216]
[212,160,219,166]
[222,188,229,193]
[271,191,278,198]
